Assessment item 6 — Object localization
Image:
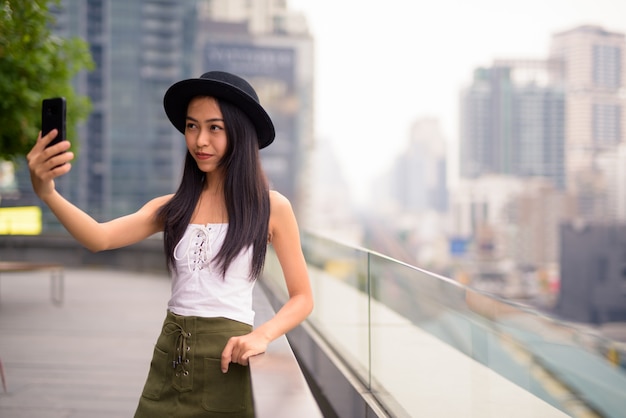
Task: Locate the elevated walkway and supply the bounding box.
[0,268,320,417]
[2,234,625,417]
[0,268,170,417]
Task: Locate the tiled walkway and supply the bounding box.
[0,268,171,418]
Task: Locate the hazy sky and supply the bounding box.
[289,0,626,202]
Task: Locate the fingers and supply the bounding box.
[35,129,58,150]
[31,145,73,176]
[220,335,267,374]
[28,131,71,164]
[46,160,73,178]
[40,129,57,146]
[221,339,233,373]
[27,130,74,198]
[221,337,249,373]
[27,130,49,161]
[35,129,71,154]
[220,337,248,374]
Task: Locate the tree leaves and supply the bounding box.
[0,0,93,160]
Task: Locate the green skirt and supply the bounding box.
[134,311,254,417]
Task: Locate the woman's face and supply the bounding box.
[185,96,227,174]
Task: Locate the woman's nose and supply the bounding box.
[196,129,210,147]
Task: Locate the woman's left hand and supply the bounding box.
[220,331,269,373]
[219,191,313,374]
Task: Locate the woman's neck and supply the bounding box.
[193,174,227,224]
[203,172,225,195]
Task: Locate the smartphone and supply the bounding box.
[41,97,67,148]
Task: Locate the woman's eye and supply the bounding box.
[210,124,223,131]
[186,122,197,130]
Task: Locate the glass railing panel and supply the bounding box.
[264,233,371,384]
[264,231,626,417]
[467,289,626,417]
[366,250,625,417]
[368,253,485,417]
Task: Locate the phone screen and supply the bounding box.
[42,97,67,148]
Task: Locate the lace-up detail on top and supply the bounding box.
[167,223,256,325]
[173,224,224,273]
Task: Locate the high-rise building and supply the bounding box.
[617,143,626,221]
[14,0,313,229]
[195,0,314,218]
[455,25,626,301]
[305,136,361,244]
[557,223,626,323]
[550,25,626,220]
[198,0,309,36]
[459,60,566,189]
[40,0,197,226]
[388,118,448,213]
[507,179,576,267]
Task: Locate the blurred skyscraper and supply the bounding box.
[458,24,626,231]
[195,0,314,217]
[455,24,626,304]
[368,118,449,269]
[459,59,566,189]
[39,0,198,226]
[557,223,626,323]
[389,118,448,214]
[550,25,626,222]
[16,0,313,228]
[305,136,361,244]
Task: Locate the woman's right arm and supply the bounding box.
[27,129,171,252]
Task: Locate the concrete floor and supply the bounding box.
[0,268,171,418]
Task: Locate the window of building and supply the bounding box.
[593,44,621,89]
[592,103,622,145]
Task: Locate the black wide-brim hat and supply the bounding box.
[163,71,275,149]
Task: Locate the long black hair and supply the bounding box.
[157,98,270,280]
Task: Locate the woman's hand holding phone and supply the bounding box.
[27,127,74,200]
[27,97,74,199]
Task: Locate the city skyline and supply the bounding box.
[289,0,626,204]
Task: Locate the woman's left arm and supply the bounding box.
[221,191,313,372]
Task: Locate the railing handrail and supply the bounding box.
[250,284,322,418]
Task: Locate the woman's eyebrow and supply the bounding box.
[186,116,224,123]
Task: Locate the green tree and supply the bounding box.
[0,0,93,161]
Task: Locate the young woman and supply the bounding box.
[27,71,313,417]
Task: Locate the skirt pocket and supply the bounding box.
[201,357,248,413]
[141,346,169,400]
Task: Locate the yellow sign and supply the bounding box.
[0,206,42,235]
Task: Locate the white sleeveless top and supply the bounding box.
[168,223,256,325]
